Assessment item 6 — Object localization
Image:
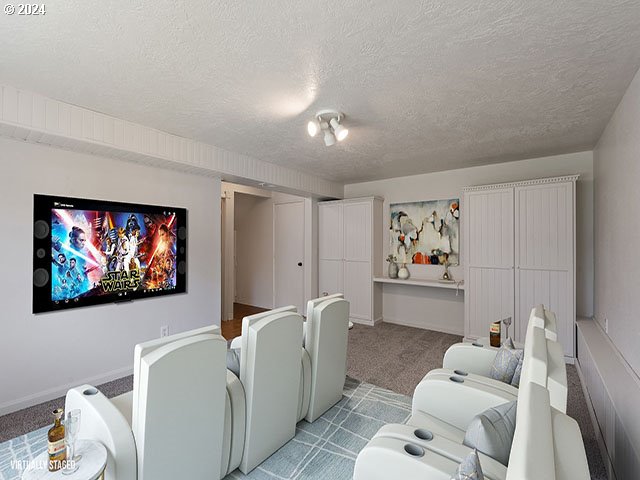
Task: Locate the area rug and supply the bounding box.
[0,378,411,480]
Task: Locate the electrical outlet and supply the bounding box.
[604,318,609,334]
[160,325,169,338]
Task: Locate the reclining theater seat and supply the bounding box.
[66,325,229,480]
[353,382,589,480]
[441,305,557,377]
[239,309,303,474]
[430,306,568,413]
[411,325,549,433]
[229,294,350,425]
[303,296,349,422]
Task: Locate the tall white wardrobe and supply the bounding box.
[318,197,383,326]
[463,175,578,360]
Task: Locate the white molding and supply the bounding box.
[0,84,344,199]
[463,174,580,192]
[575,360,617,480]
[382,316,463,336]
[0,366,133,416]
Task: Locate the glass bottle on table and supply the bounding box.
[48,408,66,471]
[63,409,81,474]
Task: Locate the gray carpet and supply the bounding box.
[0,322,607,479]
[0,376,133,444]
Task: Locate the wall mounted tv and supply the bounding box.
[33,194,187,313]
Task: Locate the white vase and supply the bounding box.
[398,264,410,280]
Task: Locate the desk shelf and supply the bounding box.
[373,277,464,291]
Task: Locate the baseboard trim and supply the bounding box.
[0,366,133,416]
[575,360,615,480]
[382,316,463,336]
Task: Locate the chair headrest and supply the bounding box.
[507,382,555,479]
[520,326,548,389]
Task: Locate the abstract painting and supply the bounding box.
[390,199,460,266]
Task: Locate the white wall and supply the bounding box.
[0,137,221,414]
[345,151,594,334]
[594,67,640,376]
[234,192,273,308]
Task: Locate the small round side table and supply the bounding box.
[22,439,107,480]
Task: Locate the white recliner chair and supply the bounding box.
[411,324,549,434]
[237,308,303,474]
[353,381,589,480]
[422,306,568,413]
[441,305,557,376]
[229,294,350,425]
[302,295,350,422]
[66,325,229,480]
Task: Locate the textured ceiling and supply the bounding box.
[2,1,640,183]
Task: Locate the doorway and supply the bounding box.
[221,182,310,329]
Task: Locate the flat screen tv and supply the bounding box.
[33,194,187,313]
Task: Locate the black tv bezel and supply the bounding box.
[33,194,187,314]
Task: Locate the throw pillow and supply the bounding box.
[451,449,484,480]
[226,347,241,378]
[463,401,517,466]
[511,353,524,387]
[489,338,523,384]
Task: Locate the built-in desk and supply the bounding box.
[373,277,464,292]
[373,277,464,335]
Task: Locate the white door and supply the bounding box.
[343,202,372,320]
[318,203,344,298]
[465,188,515,340]
[274,201,305,313]
[515,182,574,356]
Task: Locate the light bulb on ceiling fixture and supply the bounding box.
[323,129,337,147]
[330,117,349,141]
[307,118,320,137]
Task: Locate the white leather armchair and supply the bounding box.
[442,305,556,376]
[431,306,567,413]
[238,309,303,474]
[66,326,230,480]
[303,296,350,422]
[354,382,589,480]
[412,325,549,432]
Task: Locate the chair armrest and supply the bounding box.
[442,342,499,376]
[412,376,514,431]
[229,336,242,350]
[65,384,136,480]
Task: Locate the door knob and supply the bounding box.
[297,262,303,266]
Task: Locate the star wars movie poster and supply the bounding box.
[50,208,178,304]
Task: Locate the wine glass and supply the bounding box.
[62,409,81,474]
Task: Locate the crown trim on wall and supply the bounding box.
[0,84,344,199]
[463,175,580,192]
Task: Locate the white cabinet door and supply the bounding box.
[319,203,343,260]
[343,202,371,262]
[465,188,515,339]
[319,259,343,298]
[515,182,574,356]
[344,260,372,320]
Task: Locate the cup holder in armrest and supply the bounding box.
[449,376,464,383]
[472,342,484,347]
[404,443,425,457]
[83,387,99,396]
[453,370,468,376]
[413,429,433,441]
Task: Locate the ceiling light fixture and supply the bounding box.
[307,119,320,137]
[329,117,349,142]
[308,110,349,146]
[323,129,337,147]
